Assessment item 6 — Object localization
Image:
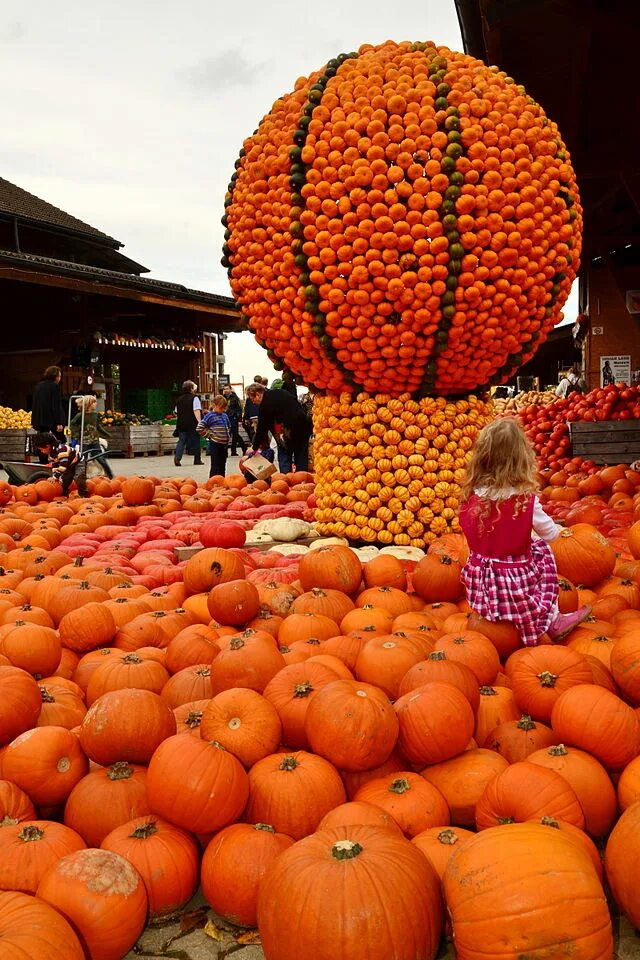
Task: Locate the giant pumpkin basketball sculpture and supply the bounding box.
[223,40,582,545]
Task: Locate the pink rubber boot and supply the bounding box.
[548,605,592,643]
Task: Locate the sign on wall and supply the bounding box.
[600,355,631,387]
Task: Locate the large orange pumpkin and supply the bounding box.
[0,890,85,959]
[551,524,616,587]
[444,823,612,959]
[201,822,295,927]
[257,825,442,960]
[36,848,148,960]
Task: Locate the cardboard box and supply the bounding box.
[241,453,277,481]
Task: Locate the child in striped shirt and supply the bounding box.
[34,433,88,497]
[198,396,231,478]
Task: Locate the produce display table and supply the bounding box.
[570,420,640,464]
[107,424,161,458]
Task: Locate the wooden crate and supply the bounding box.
[160,423,177,455]
[570,420,640,464]
[108,425,161,458]
[0,429,29,462]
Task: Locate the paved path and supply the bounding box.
[109,452,244,480]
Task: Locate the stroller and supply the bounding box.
[0,394,110,486]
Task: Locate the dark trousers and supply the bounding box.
[277,437,310,473]
[209,442,228,478]
[228,418,246,456]
[175,431,202,464]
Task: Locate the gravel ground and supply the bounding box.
[124,889,640,959]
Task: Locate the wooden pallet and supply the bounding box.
[108,425,162,458]
[570,420,640,464]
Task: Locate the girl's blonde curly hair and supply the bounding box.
[462,417,538,501]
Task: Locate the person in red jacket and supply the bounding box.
[458,418,591,646]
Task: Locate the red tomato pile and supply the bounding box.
[517,383,640,474]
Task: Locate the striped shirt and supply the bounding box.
[50,444,79,478]
[200,411,231,445]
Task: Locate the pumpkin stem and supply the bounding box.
[540,816,559,828]
[331,840,363,860]
[279,755,299,771]
[439,555,453,566]
[39,686,55,703]
[78,580,91,590]
[1,815,19,826]
[429,651,446,661]
[452,636,466,645]
[107,762,134,781]
[184,711,203,728]
[229,638,246,651]
[209,740,227,751]
[130,821,158,840]
[279,646,292,654]
[389,777,410,794]
[497,816,515,824]
[516,715,536,730]
[18,825,45,842]
[305,637,321,646]
[437,829,460,845]
[151,611,167,619]
[122,653,142,664]
[309,588,327,598]
[537,670,559,687]
[73,557,85,567]
[195,666,211,677]
[254,823,275,833]
[293,681,314,698]
[479,686,497,696]
[548,744,569,756]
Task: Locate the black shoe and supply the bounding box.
[173,457,181,467]
[193,459,203,466]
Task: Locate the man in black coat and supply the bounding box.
[246,382,311,473]
[31,366,66,464]
[222,383,247,456]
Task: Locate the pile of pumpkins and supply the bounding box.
[1,523,640,959]
[313,391,493,547]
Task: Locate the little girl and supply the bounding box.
[459,418,591,646]
[199,396,231,478]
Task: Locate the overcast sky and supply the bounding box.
[0,1,578,387]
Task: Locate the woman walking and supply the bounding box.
[174,381,203,467]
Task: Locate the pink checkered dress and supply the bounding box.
[459,493,559,647]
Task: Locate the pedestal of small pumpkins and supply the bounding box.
[313,391,493,546]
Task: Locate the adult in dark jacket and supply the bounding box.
[174,380,203,467]
[222,383,247,456]
[246,383,311,473]
[32,366,65,464]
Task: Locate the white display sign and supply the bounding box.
[600,355,631,387]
